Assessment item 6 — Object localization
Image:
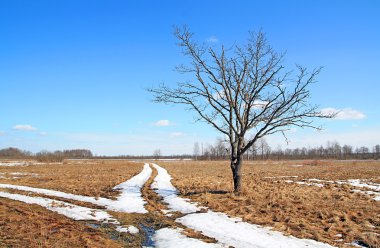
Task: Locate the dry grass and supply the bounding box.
[0,198,123,248]
[160,160,380,248]
[1,159,379,247]
[0,159,144,247]
[0,159,142,198]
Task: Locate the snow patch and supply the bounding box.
[151,163,201,214]
[116,225,139,234]
[284,178,380,201]
[153,228,221,248]
[288,164,304,167]
[345,179,380,191]
[178,211,335,248]
[295,181,324,187]
[0,161,28,167]
[264,176,299,179]
[0,163,152,213]
[0,172,39,179]
[0,191,117,222]
[111,163,152,213]
[152,163,334,248]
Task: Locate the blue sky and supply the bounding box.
[1,0,379,155]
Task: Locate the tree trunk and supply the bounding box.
[231,156,243,194]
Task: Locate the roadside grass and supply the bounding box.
[160,160,380,248]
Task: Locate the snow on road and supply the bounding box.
[153,228,222,248]
[112,163,152,213]
[151,163,201,214]
[152,163,335,248]
[0,191,117,222]
[178,211,334,248]
[0,163,152,213]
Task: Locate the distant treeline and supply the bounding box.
[1,140,379,162]
[193,139,380,160]
[0,147,93,162]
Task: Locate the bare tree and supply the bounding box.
[257,138,270,160]
[374,144,380,159]
[149,26,333,194]
[153,149,162,159]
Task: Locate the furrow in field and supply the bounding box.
[151,163,336,248]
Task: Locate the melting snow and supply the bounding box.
[345,179,380,191]
[0,172,39,179]
[152,163,335,248]
[151,163,201,214]
[283,178,380,201]
[153,228,221,248]
[0,163,152,213]
[0,161,28,167]
[289,164,304,167]
[116,225,139,234]
[0,191,117,222]
[111,163,152,213]
[264,176,299,179]
[295,181,324,187]
[178,211,334,248]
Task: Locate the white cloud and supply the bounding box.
[170,132,183,138]
[321,107,366,120]
[154,120,171,126]
[12,124,38,131]
[39,132,48,136]
[0,131,5,136]
[252,100,269,109]
[207,36,219,43]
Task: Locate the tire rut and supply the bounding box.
[140,163,218,245]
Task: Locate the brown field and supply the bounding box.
[0,160,144,247]
[0,198,122,248]
[0,160,142,198]
[0,159,379,247]
[159,160,380,248]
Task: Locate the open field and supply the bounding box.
[0,160,144,247]
[0,159,379,247]
[160,160,380,247]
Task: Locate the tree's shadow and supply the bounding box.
[184,190,229,196]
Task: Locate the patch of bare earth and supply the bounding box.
[160,160,380,248]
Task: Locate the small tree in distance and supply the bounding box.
[193,142,200,160]
[153,149,161,159]
[149,26,333,194]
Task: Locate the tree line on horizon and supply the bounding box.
[1,141,379,161]
[0,147,93,162]
[193,139,380,161]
